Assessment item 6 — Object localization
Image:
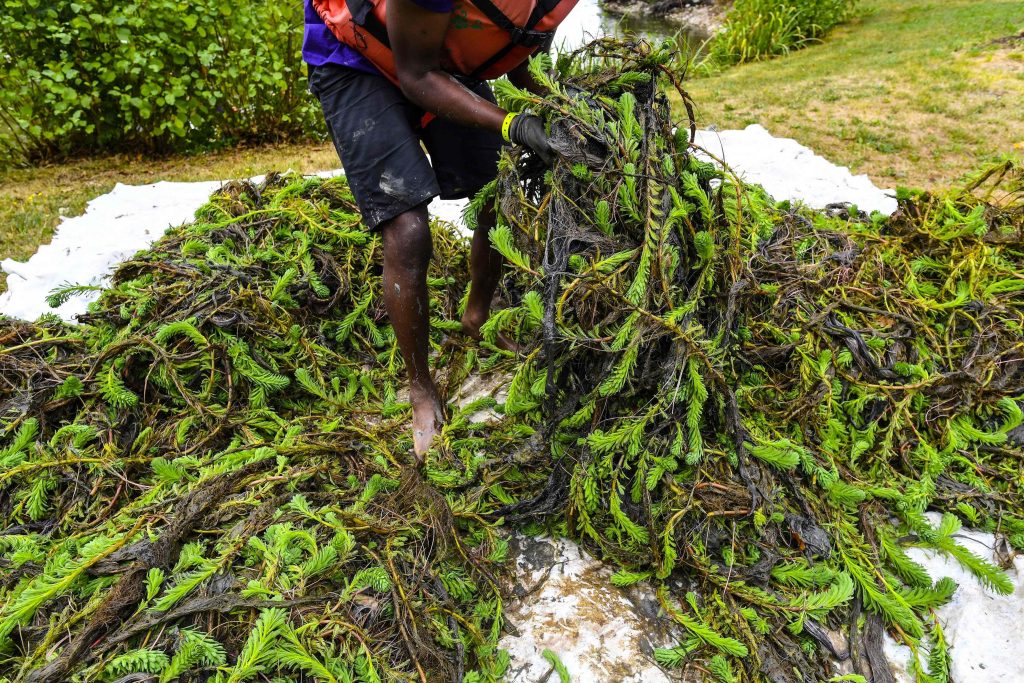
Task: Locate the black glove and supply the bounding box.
[509,114,555,165]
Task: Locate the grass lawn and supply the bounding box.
[0,143,340,294]
[686,0,1024,190]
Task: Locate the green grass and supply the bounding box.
[707,0,857,65]
[0,143,340,295]
[686,0,1024,190]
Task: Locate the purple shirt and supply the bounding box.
[303,0,455,73]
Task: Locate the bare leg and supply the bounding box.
[461,205,519,352]
[380,204,443,460]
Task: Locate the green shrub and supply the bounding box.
[0,1,324,165]
[707,0,859,66]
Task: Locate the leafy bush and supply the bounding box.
[707,0,859,66]
[0,1,324,165]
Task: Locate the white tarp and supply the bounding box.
[885,514,1024,683]
[694,124,898,216]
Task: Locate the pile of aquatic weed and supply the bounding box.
[1,39,1023,683]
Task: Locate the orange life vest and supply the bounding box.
[311,0,578,85]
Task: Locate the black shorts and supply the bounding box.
[308,64,503,230]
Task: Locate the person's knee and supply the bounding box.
[381,207,433,274]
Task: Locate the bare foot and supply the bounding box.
[410,386,444,465]
[461,312,521,354]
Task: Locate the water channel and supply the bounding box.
[553,0,709,54]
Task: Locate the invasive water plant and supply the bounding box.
[0,40,1021,683]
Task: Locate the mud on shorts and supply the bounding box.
[308,63,503,230]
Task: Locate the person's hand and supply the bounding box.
[509,114,555,165]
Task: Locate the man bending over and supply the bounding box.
[304,0,577,459]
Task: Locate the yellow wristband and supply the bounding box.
[501,112,518,143]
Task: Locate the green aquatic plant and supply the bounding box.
[0,39,1022,683]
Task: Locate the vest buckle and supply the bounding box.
[508,27,552,48]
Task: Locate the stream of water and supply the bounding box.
[553,0,706,53]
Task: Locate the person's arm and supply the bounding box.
[388,0,505,131]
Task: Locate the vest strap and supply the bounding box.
[467,0,552,47]
[529,0,565,26]
[467,0,563,78]
[344,0,374,24]
[346,0,391,48]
